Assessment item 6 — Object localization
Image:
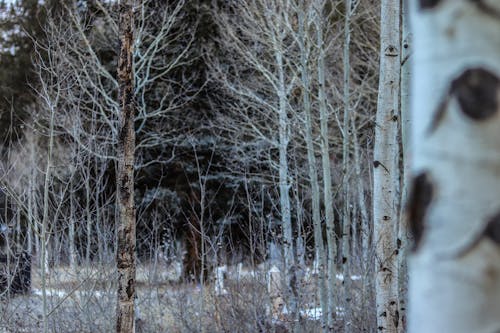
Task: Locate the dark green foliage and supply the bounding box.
[0,1,42,142]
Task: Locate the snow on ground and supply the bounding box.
[32,288,106,299]
[335,273,362,281]
[298,306,346,320]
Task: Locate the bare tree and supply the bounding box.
[398,0,412,327]
[295,2,328,329]
[373,0,402,332]
[210,0,299,318]
[115,1,136,332]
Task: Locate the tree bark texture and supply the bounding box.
[342,1,353,330]
[297,7,328,330]
[373,0,402,332]
[408,1,500,332]
[398,0,412,328]
[316,6,337,329]
[116,2,136,333]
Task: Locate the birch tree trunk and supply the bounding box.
[296,6,328,330]
[276,49,296,318]
[37,49,61,333]
[69,177,77,271]
[398,0,411,327]
[85,158,92,264]
[373,0,402,332]
[342,1,353,330]
[116,1,136,332]
[408,1,500,332]
[316,5,337,330]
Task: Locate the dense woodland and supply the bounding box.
[0,1,499,333]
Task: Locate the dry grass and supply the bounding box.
[0,262,349,333]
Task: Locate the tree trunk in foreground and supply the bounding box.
[408,1,500,332]
[398,0,411,328]
[116,1,136,333]
[373,0,402,332]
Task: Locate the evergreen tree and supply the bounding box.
[0,0,62,143]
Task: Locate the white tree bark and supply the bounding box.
[297,5,328,329]
[69,178,77,271]
[316,4,337,329]
[342,1,353,330]
[398,0,412,327]
[36,43,62,333]
[408,1,500,332]
[276,47,296,318]
[373,0,402,332]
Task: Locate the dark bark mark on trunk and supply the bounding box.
[394,309,399,328]
[472,0,500,20]
[456,210,500,258]
[428,98,447,133]
[384,45,399,57]
[484,211,500,245]
[126,278,135,298]
[407,173,433,251]
[429,67,499,133]
[419,0,442,10]
[451,68,499,120]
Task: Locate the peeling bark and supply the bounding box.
[116,1,136,333]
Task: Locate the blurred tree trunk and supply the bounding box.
[116,1,136,332]
[408,1,500,332]
[373,0,402,332]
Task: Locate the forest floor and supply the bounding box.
[0,262,364,333]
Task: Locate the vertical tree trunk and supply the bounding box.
[342,1,353,330]
[69,177,77,271]
[276,49,296,318]
[316,5,337,330]
[408,1,500,332]
[398,0,412,328]
[373,0,402,332]
[116,1,136,332]
[39,71,58,333]
[86,159,92,263]
[297,6,328,330]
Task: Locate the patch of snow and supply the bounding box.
[335,274,362,281]
[214,265,228,296]
[297,306,345,320]
[300,307,322,320]
[32,288,105,299]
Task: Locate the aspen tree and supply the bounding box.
[373,0,402,331]
[315,1,338,329]
[408,1,500,332]
[398,0,411,327]
[341,1,353,330]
